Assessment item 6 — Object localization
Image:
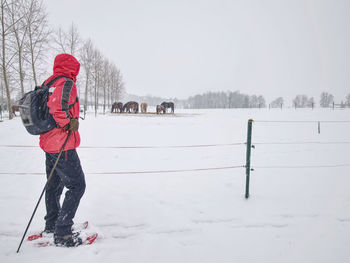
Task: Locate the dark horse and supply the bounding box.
[122,101,139,113]
[111,102,123,113]
[161,102,174,113]
[12,105,19,116]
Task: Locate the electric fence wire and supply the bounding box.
[252,163,350,169]
[0,142,246,149]
[0,165,245,176]
[3,141,350,148]
[253,141,350,145]
[253,120,350,123]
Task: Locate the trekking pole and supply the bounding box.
[16,131,72,253]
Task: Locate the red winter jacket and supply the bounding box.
[39,54,81,153]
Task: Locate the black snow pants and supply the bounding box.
[44,149,86,236]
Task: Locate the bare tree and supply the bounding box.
[54,23,80,57]
[92,48,102,116]
[293,95,308,108]
[66,23,80,57]
[270,97,284,108]
[320,92,334,108]
[107,63,111,107]
[80,38,94,111]
[108,64,124,106]
[24,0,51,86]
[227,91,247,108]
[53,27,66,53]
[307,97,314,108]
[9,0,29,96]
[109,64,117,104]
[113,66,124,102]
[249,95,258,108]
[1,0,19,119]
[102,58,110,114]
[346,94,350,107]
[257,95,266,108]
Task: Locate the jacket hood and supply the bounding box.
[53,54,80,81]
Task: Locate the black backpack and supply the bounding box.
[19,75,70,135]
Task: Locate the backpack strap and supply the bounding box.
[44,75,78,114]
[68,97,79,110]
[45,75,70,88]
[36,75,71,91]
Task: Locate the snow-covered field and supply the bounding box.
[1,108,350,263]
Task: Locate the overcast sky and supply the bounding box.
[45,0,350,103]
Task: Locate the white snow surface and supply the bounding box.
[0,108,350,263]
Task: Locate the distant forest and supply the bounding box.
[125,91,350,109]
[184,91,265,109]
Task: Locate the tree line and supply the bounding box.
[183,91,266,109]
[277,92,350,109]
[180,91,350,109]
[0,0,124,119]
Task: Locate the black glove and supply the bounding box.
[64,118,79,131]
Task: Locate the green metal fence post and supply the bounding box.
[318,121,321,134]
[245,119,253,199]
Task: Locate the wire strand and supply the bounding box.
[2,141,350,148]
[253,141,350,145]
[253,163,350,169]
[80,143,245,149]
[0,165,245,176]
[0,143,246,149]
[254,120,350,123]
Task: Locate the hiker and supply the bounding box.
[39,53,85,247]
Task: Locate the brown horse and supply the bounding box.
[141,103,147,113]
[156,105,165,114]
[12,105,19,116]
[122,101,139,113]
[111,102,123,113]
